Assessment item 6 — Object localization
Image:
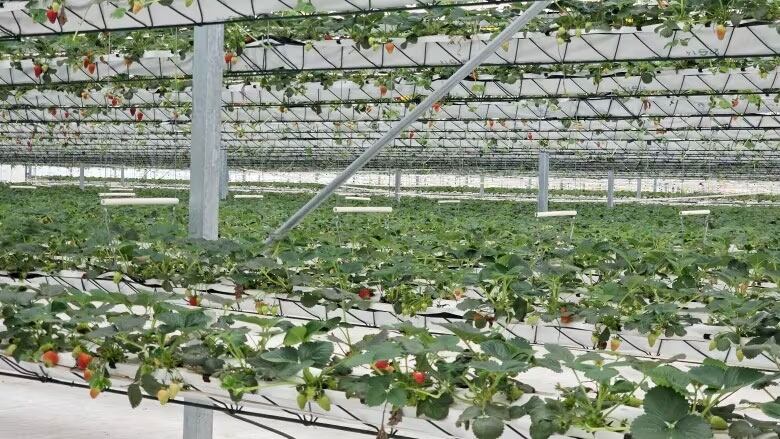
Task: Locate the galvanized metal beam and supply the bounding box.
[188,24,224,240]
[264,1,552,244]
[537,152,549,212]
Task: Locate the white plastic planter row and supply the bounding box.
[4,273,777,370]
[3,349,755,439]
[0,355,634,439]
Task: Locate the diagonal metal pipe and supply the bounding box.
[264,0,552,245]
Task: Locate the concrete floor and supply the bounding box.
[0,376,366,439]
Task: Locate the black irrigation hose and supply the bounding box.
[0,368,420,439]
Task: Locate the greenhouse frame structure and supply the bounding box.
[1,1,780,439]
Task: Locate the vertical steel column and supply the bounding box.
[120,167,125,186]
[265,1,552,244]
[636,177,642,200]
[219,149,228,201]
[479,175,485,197]
[189,24,224,240]
[607,170,615,208]
[183,398,213,439]
[394,169,402,203]
[537,152,549,212]
[79,165,85,191]
[653,178,658,193]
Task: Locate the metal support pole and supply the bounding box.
[189,24,224,240]
[636,177,642,200]
[183,397,213,439]
[537,152,549,212]
[653,178,658,193]
[79,165,85,191]
[120,167,125,186]
[607,170,615,208]
[265,1,552,244]
[219,149,228,201]
[479,175,485,197]
[394,169,401,203]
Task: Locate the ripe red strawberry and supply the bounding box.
[84,369,94,381]
[385,42,395,54]
[46,8,58,24]
[379,85,388,97]
[87,63,96,74]
[559,307,573,324]
[527,132,534,140]
[136,111,144,121]
[323,34,333,41]
[358,288,372,300]
[188,295,200,306]
[89,388,101,399]
[609,337,621,351]
[129,107,137,116]
[224,52,234,64]
[76,352,93,370]
[731,98,740,108]
[83,57,90,69]
[432,102,441,112]
[374,360,390,370]
[411,371,425,385]
[41,350,59,367]
[33,64,44,78]
[111,97,119,106]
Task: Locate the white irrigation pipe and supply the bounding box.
[101,198,179,207]
[438,200,461,204]
[234,194,264,199]
[536,210,577,218]
[344,196,371,201]
[680,210,711,216]
[99,192,136,198]
[333,207,393,214]
[8,185,37,189]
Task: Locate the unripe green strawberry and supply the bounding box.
[4,344,16,356]
[709,415,728,430]
[168,382,181,399]
[708,339,717,351]
[736,348,744,362]
[647,332,659,347]
[316,394,331,411]
[113,271,123,284]
[626,396,642,408]
[525,314,540,326]
[157,389,170,405]
[297,393,307,410]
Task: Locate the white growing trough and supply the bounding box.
[99,192,136,198]
[680,209,711,216]
[100,198,179,207]
[234,194,265,199]
[437,199,461,204]
[343,196,372,201]
[8,185,37,189]
[536,210,577,218]
[333,206,393,214]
